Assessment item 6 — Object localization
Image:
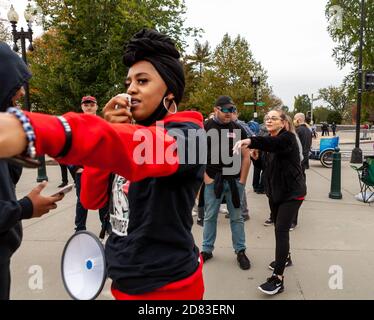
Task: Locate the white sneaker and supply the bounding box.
[219,204,229,214]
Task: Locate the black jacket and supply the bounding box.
[250,129,306,203]
[0,161,33,260]
[0,42,34,261]
[296,124,312,169]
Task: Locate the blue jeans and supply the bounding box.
[202,179,246,253]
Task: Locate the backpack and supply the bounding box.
[247,120,260,135]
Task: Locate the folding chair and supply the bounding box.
[351,157,374,203]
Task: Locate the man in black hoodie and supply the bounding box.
[0,42,64,300]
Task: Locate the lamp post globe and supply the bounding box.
[7,4,19,23]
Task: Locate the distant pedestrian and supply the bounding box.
[321,123,329,136]
[331,122,337,136]
[311,124,317,139]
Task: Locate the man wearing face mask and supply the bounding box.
[201,96,251,270]
[0,42,64,300]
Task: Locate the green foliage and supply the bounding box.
[184,33,278,118]
[326,0,373,70]
[293,94,311,115]
[313,106,332,123]
[180,40,212,110]
[327,110,343,124]
[318,85,350,121]
[30,0,200,114]
[28,1,280,120]
[185,40,211,78]
[326,0,374,118]
[318,85,349,112]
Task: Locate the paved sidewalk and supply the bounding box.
[10,160,374,300]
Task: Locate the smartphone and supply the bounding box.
[50,184,74,197]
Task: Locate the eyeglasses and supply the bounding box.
[217,106,237,113]
[264,116,282,122]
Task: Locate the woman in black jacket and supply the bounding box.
[233,108,306,295]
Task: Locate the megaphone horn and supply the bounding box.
[61,231,107,300]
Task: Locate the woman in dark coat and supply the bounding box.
[233,108,306,295]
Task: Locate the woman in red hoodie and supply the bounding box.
[0,29,205,300]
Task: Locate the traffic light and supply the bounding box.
[256,89,261,101]
[365,71,374,91]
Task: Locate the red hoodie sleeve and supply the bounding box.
[25,112,179,182]
[80,167,111,210]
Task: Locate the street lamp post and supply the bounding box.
[250,71,261,121]
[310,93,319,125]
[7,4,34,111]
[351,0,365,164]
[7,2,48,182]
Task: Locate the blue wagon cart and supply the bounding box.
[309,136,339,168]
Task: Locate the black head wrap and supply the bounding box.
[0,42,31,111]
[123,29,185,126]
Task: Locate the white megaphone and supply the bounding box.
[61,231,107,300]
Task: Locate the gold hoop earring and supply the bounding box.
[163,97,178,114]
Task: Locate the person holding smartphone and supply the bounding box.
[0,29,205,300]
[0,42,64,300]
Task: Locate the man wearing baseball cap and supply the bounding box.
[69,95,110,235]
[80,96,98,115]
[201,95,251,270]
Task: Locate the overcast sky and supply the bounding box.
[184,0,351,109]
[1,0,351,109]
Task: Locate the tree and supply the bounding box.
[293,94,311,115]
[30,0,200,114]
[326,0,374,118]
[313,106,331,123]
[327,110,343,124]
[185,40,211,78]
[186,33,271,117]
[0,21,10,43]
[36,0,200,51]
[318,85,350,120]
[326,0,373,71]
[180,40,212,110]
[28,29,71,114]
